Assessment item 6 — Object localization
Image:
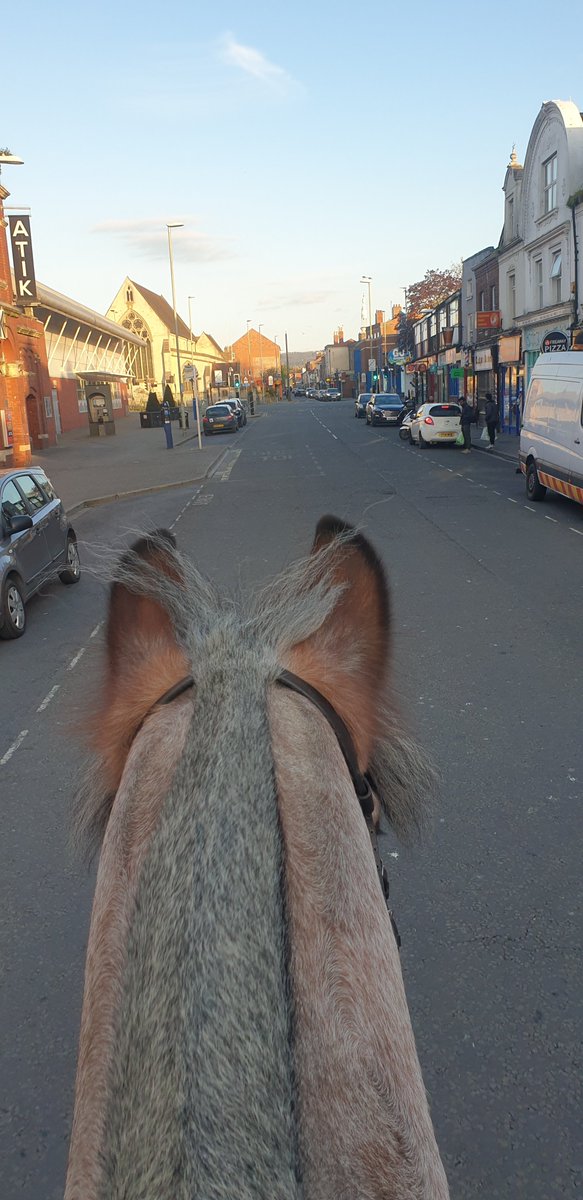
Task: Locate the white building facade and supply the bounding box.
[498,101,583,388]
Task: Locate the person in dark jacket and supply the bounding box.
[459,396,475,453]
[484,392,499,448]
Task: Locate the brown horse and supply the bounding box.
[66,516,449,1199]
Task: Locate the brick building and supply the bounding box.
[0,182,55,465]
[226,327,281,391]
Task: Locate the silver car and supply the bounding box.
[0,467,80,639]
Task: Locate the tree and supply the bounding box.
[163,383,174,408]
[397,310,416,357]
[406,263,462,317]
[146,390,160,412]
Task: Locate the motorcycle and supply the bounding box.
[399,410,413,440]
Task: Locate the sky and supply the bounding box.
[3,0,583,354]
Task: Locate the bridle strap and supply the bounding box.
[277,669,400,948]
[154,675,195,708]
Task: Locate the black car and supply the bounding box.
[366,395,406,426]
[354,392,374,418]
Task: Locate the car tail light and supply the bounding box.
[424,415,435,425]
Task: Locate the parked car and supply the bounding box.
[326,388,342,401]
[366,394,406,426]
[224,398,247,427]
[292,387,306,396]
[520,351,583,505]
[410,402,462,447]
[0,467,80,639]
[202,404,238,435]
[355,392,374,418]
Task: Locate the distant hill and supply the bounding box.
[285,349,317,367]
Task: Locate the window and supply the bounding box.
[44,395,52,420]
[507,196,514,238]
[1,480,27,520]
[508,273,516,319]
[479,291,486,312]
[449,298,459,326]
[467,313,474,341]
[126,286,134,303]
[490,284,497,310]
[438,307,447,331]
[543,154,557,213]
[18,474,47,513]
[466,278,473,300]
[34,470,57,501]
[550,251,562,304]
[430,314,437,337]
[535,259,543,308]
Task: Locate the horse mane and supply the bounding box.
[72,529,436,862]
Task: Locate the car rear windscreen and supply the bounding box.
[429,404,461,416]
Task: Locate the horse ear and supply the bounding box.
[287,516,390,769]
[106,529,181,673]
[97,530,189,788]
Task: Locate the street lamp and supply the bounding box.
[258,323,264,400]
[361,275,374,392]
[274,335,280,399]
[166,222,185,430]
[188,294,202,450]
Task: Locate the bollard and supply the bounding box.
[163,414,174,449]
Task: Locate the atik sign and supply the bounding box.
[9,216,37,303]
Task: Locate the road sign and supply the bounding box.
[368,358,376,371]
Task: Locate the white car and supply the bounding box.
[410,402,462,447]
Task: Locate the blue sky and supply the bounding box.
[3,0,583,352]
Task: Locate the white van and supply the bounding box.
[520,351,583,506]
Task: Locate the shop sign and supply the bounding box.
[476,311,501,329]
[475,347,493,371]
[444,348,457,365]
[8,216,37,303]
[541,330,568,353]
[214,369,223,384]
[498,335,521,363]
[451,367,465,379]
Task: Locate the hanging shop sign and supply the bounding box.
[541,330,568,353]
[498,335,521,363]
[474,347,493,371]
[476,311,502,329]
[451,367,465,379]
[572,329,583,351]
[8,216,37,303]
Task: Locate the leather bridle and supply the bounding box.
[147,669,400,948]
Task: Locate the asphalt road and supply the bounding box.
[1,400,581,1198]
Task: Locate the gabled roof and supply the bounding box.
[25,278,143,345]
[130,279,192,341]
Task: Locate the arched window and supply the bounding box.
[123,314,154,382]
[126,286,134,303]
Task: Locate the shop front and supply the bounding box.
[523,324,571,385]
[497,334,523,433]
[474,346,496,414]
[437,347,461,401]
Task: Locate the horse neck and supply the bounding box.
[93,657,300,1199]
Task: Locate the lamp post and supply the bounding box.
[246,319,254,414]
[258,323,264,401]
[274,336,280,399]
[361,275,373,391]
[166,222,185,431]
[188,294,202,450]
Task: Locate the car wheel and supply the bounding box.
[418,431,427,447]
[0,575,26,639]
[526,460,546,501]
[59,535,81,585]
[399,426,411,441]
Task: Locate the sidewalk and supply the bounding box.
[32,415,227,514]
[469,426,520,463]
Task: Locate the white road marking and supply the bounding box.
[569,526,583,536]
[508,498,518,503]
[37,685,60,713]
[89,623,102,639]
[524,505,536,512]
[68,647,85,671]
[493,490,502,496]
[545,515,557,523]
[1,729,28,766]
[331,433,338,440]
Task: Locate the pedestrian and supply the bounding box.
[459,395,474,453]
[484,392,499,449]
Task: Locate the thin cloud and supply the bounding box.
[259,289,335,311]
[92,217,234,263]
[220,33,296,90]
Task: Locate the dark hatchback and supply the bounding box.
[0,466,80,639]
[366,395,406,426]
[202,404,238,435]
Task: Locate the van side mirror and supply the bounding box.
[4,512,33,535]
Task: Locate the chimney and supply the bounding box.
[375,309,384,326]
[392,304,402,320]
[338,327,344,344]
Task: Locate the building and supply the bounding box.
[498,101,583,397]
[0,181,55,465]
[412,291,462,404]
[226,328,281,394]
[461,246,496,404]
[472,250,501,414]
[32,282,142,433]
[107,278,227,406]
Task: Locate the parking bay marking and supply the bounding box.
[1,729,29,767]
